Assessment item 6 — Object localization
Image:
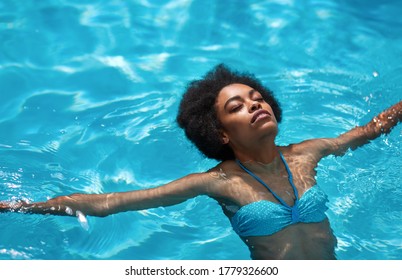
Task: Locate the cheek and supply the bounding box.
[220,117,249,137]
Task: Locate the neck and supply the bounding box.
[232,136,280,165]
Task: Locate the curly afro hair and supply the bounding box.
[176,64,282,161]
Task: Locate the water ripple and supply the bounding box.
[1,0,401,260]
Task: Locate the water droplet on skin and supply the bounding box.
[65,207,73,216]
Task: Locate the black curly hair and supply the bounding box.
[176,64,282,161]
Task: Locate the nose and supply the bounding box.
[249,100,261,113]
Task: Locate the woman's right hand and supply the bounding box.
[0,201,11,212]
[0,197,77,216]
[0,194,113,217]
[0,200,29,213]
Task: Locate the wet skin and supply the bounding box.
[1,84,401,260]
[207,150,337,260]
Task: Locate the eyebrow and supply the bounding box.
[223,89,257,111]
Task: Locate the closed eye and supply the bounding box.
[230,104,243,113]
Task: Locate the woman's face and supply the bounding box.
[215,83,278,149]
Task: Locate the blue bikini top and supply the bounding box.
[229,152,328,237]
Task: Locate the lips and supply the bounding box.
[251,109,271,124]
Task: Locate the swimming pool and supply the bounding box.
[0,0,401,260]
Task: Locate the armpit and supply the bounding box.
[218,199,240,219]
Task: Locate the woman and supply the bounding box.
[1,64,401,259]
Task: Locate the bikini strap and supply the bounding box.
[236,151,299,209]
[278,152,300,202]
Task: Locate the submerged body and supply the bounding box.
[207,145,337,259]
[244,220,336,259]
[211,150,334,259]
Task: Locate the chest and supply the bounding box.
[225,163,316,208]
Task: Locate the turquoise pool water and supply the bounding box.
[0,0,401,260]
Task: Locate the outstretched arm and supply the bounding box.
[0,173,212,217]
[298,100,402,160]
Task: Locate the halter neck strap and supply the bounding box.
[236,151,299,208]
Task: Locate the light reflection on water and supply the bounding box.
[0,0,401,259]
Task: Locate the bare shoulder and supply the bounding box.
[204,160,243,198]
[279,143,313,157]
[279,141,330,164]
[208,160,239,175]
